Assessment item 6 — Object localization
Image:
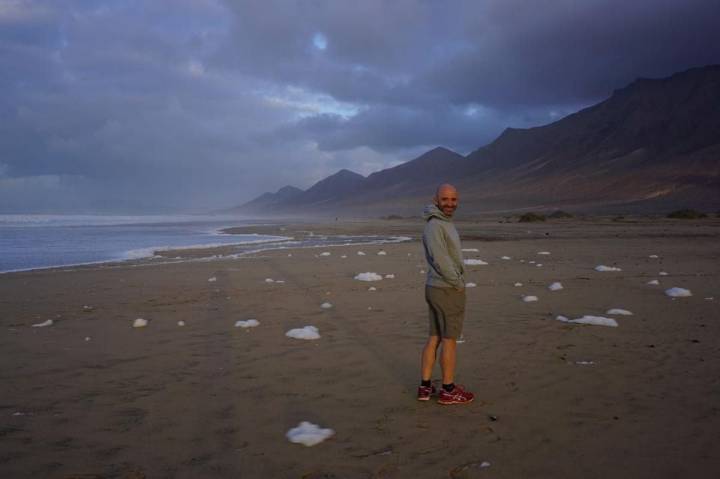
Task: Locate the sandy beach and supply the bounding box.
[2,218,719,478]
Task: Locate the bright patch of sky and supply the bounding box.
[312,32,328,50]
[263,85,362,119]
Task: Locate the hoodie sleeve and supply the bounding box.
[423,220,464,289]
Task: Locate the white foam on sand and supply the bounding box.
[501,256,512,260]
[32,319,53,328]
[286,326,320,340]
[464,259,488,265]
[595,265,622,272]
[133,318,148,328]
[235,319,259,328]
[647,279,660,285]
[368,287,377,291]
[537,251,551,255]
[514,282,523,287]
[320,302,333,309]
[377,250,387,256]
[208,276,217,282]
[466,282,477,288]
[354,272,383,281]
[536,263,543,267]
[522,295,539,302]
[384,274,395,279]
[265,278,275,283]
[529,260,536,264]
[177,320,185,326]
[286,421,334,447]
[665,287,692,297]
[341,255,347,259]
[649,254,659,258]
[357,251,366,256]
[320,252,331,257]
[659,271,669,276]
[606,309,633,315]
[548,282,563,291]
[462,248,479,252]
[556,315,618,327]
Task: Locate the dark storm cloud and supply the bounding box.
[1,0,719,212]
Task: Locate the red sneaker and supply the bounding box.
[437,385,474,405]
[417,384,436,401]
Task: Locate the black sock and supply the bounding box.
[421,379,431,388]
[442,383,455,392]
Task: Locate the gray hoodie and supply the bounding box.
[422,204,465,289]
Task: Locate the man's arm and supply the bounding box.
[424,221,464,289]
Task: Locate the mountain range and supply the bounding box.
[232,65,720,216]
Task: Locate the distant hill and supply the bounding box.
[232,65,720,216]
[239,185,303,210]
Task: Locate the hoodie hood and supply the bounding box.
[423,203,452,222]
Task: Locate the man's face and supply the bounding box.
[434,187,459,217]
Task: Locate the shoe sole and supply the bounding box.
[438,397,474,405]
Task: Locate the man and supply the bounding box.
[418,183,474,405]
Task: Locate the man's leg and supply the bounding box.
[421,335,441,381]
[440,337,457,385]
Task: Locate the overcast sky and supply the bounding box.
[1,0,719,213]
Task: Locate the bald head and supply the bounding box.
[433,183,459,217]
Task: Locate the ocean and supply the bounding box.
[0,215,286,273]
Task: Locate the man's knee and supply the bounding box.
[441,337,457,349]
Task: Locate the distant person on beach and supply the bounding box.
[418,183,474,405]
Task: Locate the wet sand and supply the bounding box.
[1,218,719,478]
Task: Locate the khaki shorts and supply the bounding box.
[425,285,466,339]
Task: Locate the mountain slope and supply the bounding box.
[235,65,720,215]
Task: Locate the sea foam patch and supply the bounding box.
[537,251,551,255]
[354,272,383,281]
[595,265,622,272]
[133,318,148,328]
[286,421,335,447]
[606,309,633,315]
[235,319,259,328]
[556,315,618,327]
[665,287,692,297]
[466,282,477,288]
[501,256,512,260]
[464,259,488,266]
[522,295,539,302]
[320,251,331,257]
[647,279,660,285]
[548,282,563,291]
[320,302,333,309]
[32,319,53,328]
[286,326,320,340]
[462,248,479,252]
